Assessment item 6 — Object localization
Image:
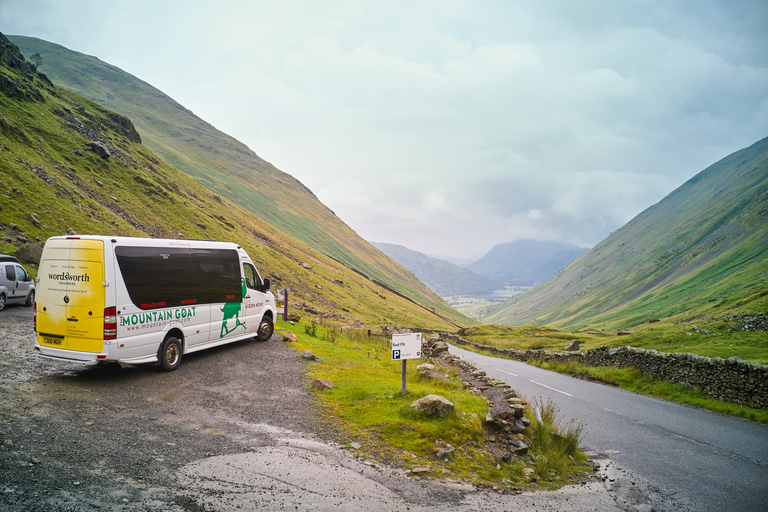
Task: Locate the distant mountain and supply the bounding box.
[467,240,589,286]
[372,243,497,297]
[424,252,477,267]
[7,34,468,327]
[483,137,768,329]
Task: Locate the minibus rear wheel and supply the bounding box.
[160,336,182,371]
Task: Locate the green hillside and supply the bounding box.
[6,35,463,322]
[483,137,768,330]
[0,34,467,330]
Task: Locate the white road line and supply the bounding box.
[495,368,518,377]
[530,380,573,397]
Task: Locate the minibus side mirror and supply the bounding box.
[261,278,270,292]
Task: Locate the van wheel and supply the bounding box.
[256,317,274,341]
[0,293,5,311]
[159,337,182,371]
[25,290,35,307]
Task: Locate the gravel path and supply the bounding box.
[0,306,626,511]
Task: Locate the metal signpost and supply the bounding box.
[391,332,422,395]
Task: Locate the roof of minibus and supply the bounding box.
[47,235,242,250]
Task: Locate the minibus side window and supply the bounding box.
[5,265,16,281]
[116,247,194,309]
[191,249,241,304]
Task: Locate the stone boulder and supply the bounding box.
[564,340,580,351]
[419,369,451,384]
[313,379,333,390]
[86,141,111,159]
[14,242,43,264]
[416,363,451,383]
[431,341,449,355]
[410,395,453,418]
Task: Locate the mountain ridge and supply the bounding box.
[467,239,589,286]
[0,33,467,330]
[483,136,768,329]
[372,242,497,297]
[6,34,458,320]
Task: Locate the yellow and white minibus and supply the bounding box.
[34,236,276,371]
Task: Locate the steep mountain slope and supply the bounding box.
[467,240,589,286]
[0,34,466,330]
[484,137,768,329]
[372,242,497,297]
[6,35,451,317]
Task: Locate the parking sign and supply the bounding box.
[391,332,422,360]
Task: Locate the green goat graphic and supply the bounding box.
[220,278,247,337]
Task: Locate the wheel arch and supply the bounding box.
[163,327,185,352]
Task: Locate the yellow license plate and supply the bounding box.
[43,337,64,346]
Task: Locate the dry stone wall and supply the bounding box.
[442,333,768,410]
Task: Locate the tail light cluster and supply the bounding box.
[104,307,117,340]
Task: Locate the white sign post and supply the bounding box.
[391,332,422,395]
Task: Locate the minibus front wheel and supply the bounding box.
[159,336,182,371]
[256,316,274,341]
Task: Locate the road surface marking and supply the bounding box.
[530,380,573,396]
[495,368,518,377]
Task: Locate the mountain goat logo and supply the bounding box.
[220,278,247,337]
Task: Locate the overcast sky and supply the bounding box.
[3,0,767,260]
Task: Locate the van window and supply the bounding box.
[115,247,241,309]
[15,265,28,282]
[243,263,262,290]
[4,265,16,281]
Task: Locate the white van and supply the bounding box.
[34,236,276,371]
[0,255,36,310]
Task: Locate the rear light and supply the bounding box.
[104,307,117,340]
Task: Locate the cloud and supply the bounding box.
[3,0,766,259]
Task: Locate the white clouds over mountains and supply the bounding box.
[4,0,767,257]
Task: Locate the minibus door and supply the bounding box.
[242,263,265,338]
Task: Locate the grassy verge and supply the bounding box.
[275,317,593,491]
[459,322,768,365]
[528,359,768,425]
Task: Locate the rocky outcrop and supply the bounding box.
[726,313,768,333]
[421,336,534,460]
[0,33,54,101]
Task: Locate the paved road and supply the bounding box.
[449,344,768,512]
